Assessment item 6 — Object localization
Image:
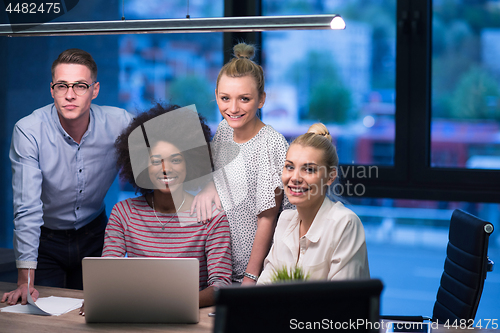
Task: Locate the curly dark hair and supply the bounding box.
[115,103,213,195]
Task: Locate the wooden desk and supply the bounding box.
[2,281,498,332]
[0,282,214,332]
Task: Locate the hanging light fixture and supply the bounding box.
[0,14,345,37]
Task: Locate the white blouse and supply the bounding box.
[212,119,291,282]
[257,197,370,284]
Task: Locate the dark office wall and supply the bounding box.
[0,38,50,247]
[0,37,10,248]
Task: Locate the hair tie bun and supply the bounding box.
[291,122,338,170]
[233,43,256,60]
[306,123,332,142]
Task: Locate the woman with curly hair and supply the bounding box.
[102,103,232,307]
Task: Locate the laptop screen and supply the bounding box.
[82,257,199,323]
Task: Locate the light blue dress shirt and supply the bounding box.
[10,103,133,269]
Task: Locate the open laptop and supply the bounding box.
[82,257,199,324]
[214,279,383,333]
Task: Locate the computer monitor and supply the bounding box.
[214,279,383,333]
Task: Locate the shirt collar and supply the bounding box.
[303,197,336,243]
[51,103,95,142]
[282,211,301,252]
[82,107,95,141]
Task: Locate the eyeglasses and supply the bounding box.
[51,81,96,96]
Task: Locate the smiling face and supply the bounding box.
[51,63,99,127]
[148,141,187,195]
[215,74,266,133]
[282,144,336,209]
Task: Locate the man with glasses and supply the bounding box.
[1,49,133,305]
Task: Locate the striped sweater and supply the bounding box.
[102,196,232,290]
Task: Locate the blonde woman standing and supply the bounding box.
[192,43,290,285]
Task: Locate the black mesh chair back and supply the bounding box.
[432,209,494,323]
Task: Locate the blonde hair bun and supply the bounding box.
[233,43,255,60]
[307,123,332,142]
[292,122,338,169]
[216,42,264,97]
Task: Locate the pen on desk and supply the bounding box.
[208,312,216,317]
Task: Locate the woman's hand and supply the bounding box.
[190,181,221,222]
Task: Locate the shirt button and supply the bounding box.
[78,147,80,151]
[79,190,82,193]
[76,207,80,210]
[79,169,82,173]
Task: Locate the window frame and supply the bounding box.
[230,0,500,203]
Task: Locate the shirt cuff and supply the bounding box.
[16,260,37,269]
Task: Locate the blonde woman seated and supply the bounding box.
[257,124,369,284]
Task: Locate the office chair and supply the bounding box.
[382,209,495,323]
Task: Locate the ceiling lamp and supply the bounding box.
[0,14,345,37]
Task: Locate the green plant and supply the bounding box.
[270,265,310,283]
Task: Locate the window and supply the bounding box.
[431,1,500,170]
[0,0,498,321]
[262,0,397,166]
[118,0,223,121]
[342,0,500,203]
[258,0,499,321]
[0,0,223,247]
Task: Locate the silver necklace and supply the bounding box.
[151,193,186,230]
